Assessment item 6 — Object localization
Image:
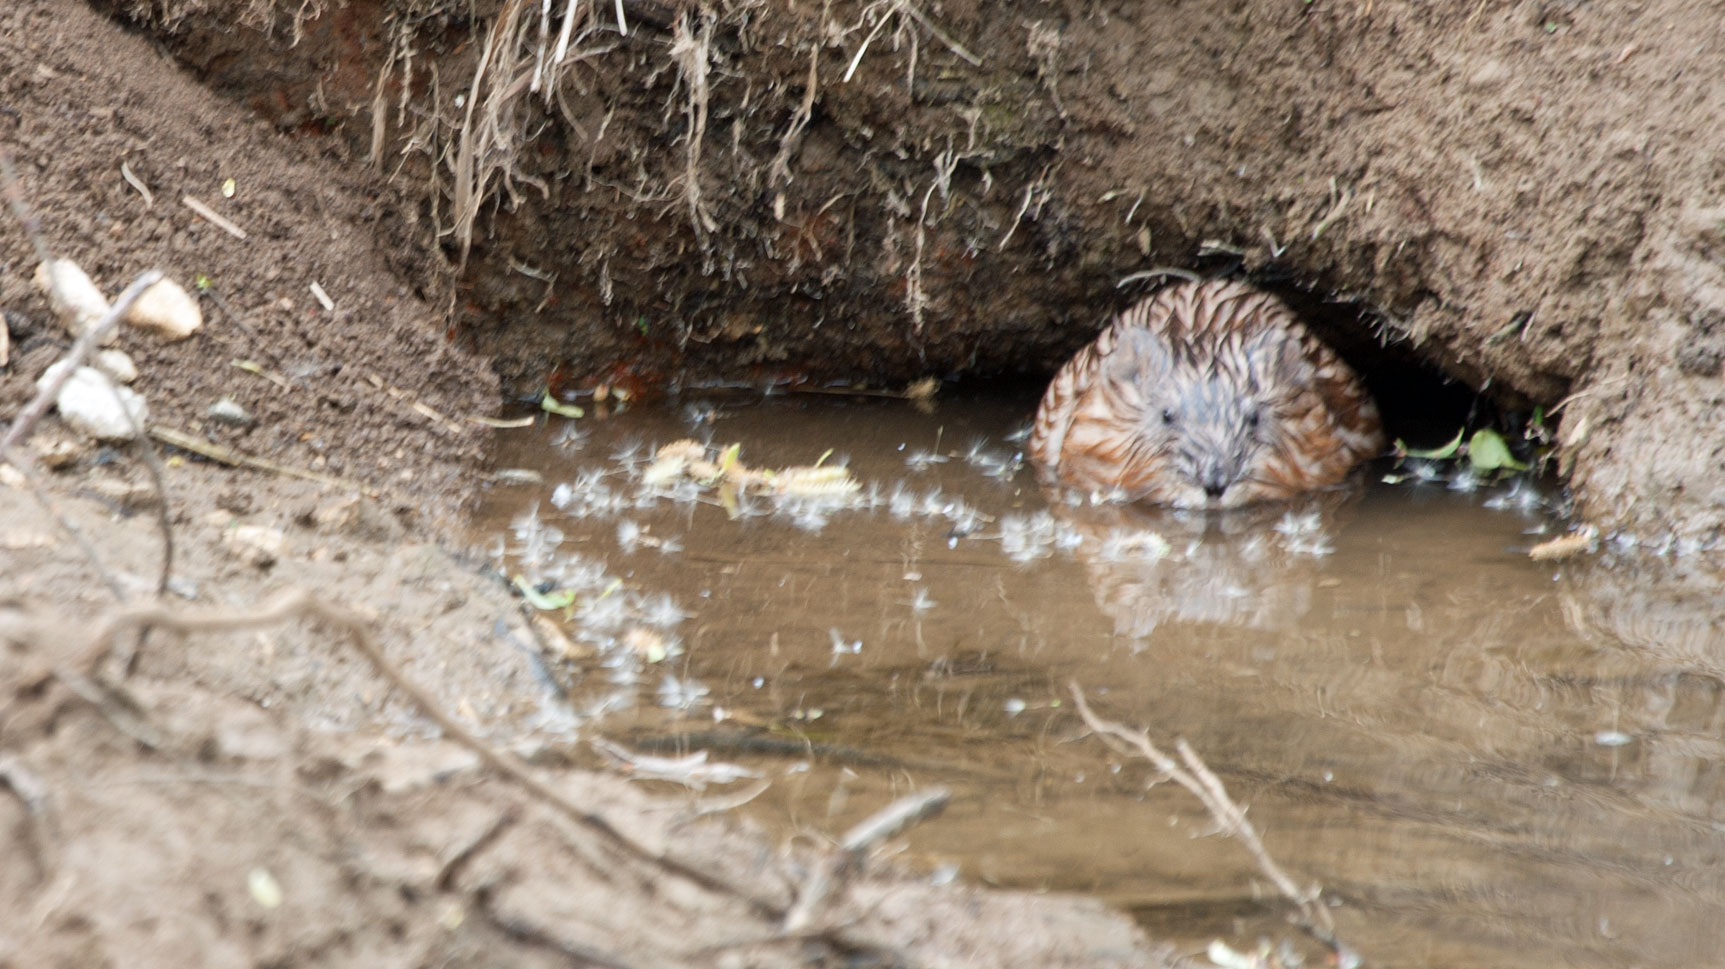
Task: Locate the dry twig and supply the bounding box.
[767,44,820,199]
[0,755,56,884]
[781,787,950,934]
[148,426,370,492]
[1069,681,1358,964]
[181,195,248,240]
[0,150,52,267]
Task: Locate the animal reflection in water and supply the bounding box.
[1051,497,1356,642]
[1029,279,1384,509]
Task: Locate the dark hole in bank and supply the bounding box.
[967,274,1506,455]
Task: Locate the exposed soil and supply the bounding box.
[0,0,495,530]
[97,0,1725,543]
[3,0,1724,963]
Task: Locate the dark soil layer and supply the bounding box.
[101,0,1725,543]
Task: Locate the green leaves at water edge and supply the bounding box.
[1387,426,1530,482]
[513,575,576,611]
[1466,428,1528,472]
[1398,429,1464,460]
[540,393,585,419]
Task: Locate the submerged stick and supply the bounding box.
[1069,681,1356,963]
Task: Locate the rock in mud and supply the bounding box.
[32,258,114,344]
[37,361,148,441]
[125,276,203,340]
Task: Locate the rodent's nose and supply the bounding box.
[1203,481,1228,500]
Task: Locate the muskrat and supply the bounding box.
[1027,279,1384,509]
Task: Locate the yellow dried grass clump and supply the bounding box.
[642,439,861,499]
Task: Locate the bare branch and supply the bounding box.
[1069,680,1356,963]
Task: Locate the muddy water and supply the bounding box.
[473,393,1725,969]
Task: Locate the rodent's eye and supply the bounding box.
[1161,409,1176,426]
[1245,408,1261,430]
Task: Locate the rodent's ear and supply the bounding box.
[1109,323,1174,383]
[1244,328,1312,390]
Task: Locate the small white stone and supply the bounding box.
[94,348,139,383]
[37,361,148,441]
[125,276,202,340]
[207,396,254,426]
[33,259,115,344]
[224,524,285,567]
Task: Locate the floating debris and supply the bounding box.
[829,628,862,659]
[908,587,937,614]
[638,439,864,516]
[657,673,711,711]
[1529,527,1596,562]
[904,448,948,472]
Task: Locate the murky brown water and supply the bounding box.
[473,392,1725,969]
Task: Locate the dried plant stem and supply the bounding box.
[0,150,52,267]
[670,11,718,237]
[1069,681,1355,962]
[781,787,951,933]
[767,44,820,192]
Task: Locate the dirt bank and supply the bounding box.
[83,0,1725,545]
[1,0,496,529]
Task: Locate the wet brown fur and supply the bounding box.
[1028,280,1384,509]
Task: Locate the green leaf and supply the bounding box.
[1400,428,1464,460]
[1467,429,1528,472]
[513,575,576,611]
[715,442,742,476]
[540,393,585,419]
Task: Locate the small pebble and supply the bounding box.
[125,276,202,340]
[224,524,284,568]
[208,395,254,426]
[33,258,114,343]
[94,348,138,383]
